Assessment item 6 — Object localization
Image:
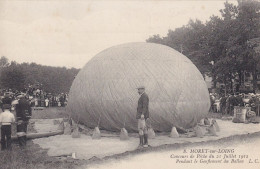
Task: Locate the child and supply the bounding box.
[0,104,15,150]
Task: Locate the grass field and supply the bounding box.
[0,140,85,169]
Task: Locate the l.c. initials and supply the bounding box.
[249,159,259,163]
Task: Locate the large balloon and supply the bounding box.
[67,42,210,132]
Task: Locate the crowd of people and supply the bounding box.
[210,92,260,116]
[0,85,68,109]
[0,92,32,150]
[0,84,69,150]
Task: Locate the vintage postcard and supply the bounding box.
[0,0,259,169]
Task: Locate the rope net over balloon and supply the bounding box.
[67,42,210,132]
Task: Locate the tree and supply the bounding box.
[0,56,10,88]
[147,20,212,76]
[236,0,260,91]
[146,0,260,93]
[0,65,26,90]
[0,56,9,68]
[146,34,165,45]
[0,57,80,93]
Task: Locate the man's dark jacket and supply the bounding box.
[136,92,149,119]
[2,96,12,105]
[1,96,12,111]
[16,97,32,121]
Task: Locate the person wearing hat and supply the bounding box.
[136,86,150,148]
[16,94,32,147]
[0,104,15,150]
[249,94,258,112]
[1,93,12,111]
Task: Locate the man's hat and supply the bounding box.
[136,86,145,89]
[17,93,26,99]
[3,104,11,109]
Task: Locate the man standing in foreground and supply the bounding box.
[16,94,32,148]
[136,86,149,148]
[0,104,15,150]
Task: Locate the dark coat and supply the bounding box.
[16,97,32,121]
[2,96,12,105]
[1,96,12,111]
[136,92,149,119]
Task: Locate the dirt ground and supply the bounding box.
[33,119,260,160]
[1,108,260,169]
[84,132,260,169]
[1,131,260,169]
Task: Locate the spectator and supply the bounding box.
[45,98,49,108]
[0,104,15,150]
[16,94,32,148]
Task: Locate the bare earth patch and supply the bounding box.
[33,119,260,160]
[84,132,260,169]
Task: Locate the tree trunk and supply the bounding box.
[252,68,258,92]
[213,74,217,88]
[239,71,242,87]
[230,77,233,94]
[224,77,227,96]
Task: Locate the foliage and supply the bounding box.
[147,0,260,92]
[0,56,9,68]
[0,62,26,90]
[0,56,80,94]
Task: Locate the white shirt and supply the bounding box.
[0,110,15,125]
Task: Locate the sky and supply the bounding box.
[0,0,236,69]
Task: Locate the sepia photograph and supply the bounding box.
[0,0,259,169]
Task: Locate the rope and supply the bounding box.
[123,114,127,128]
[148,118,152,128]
[76,113,80,125]
[97,114,101,127]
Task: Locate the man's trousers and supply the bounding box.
[1,125,12,150]
[17,121,28,147]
